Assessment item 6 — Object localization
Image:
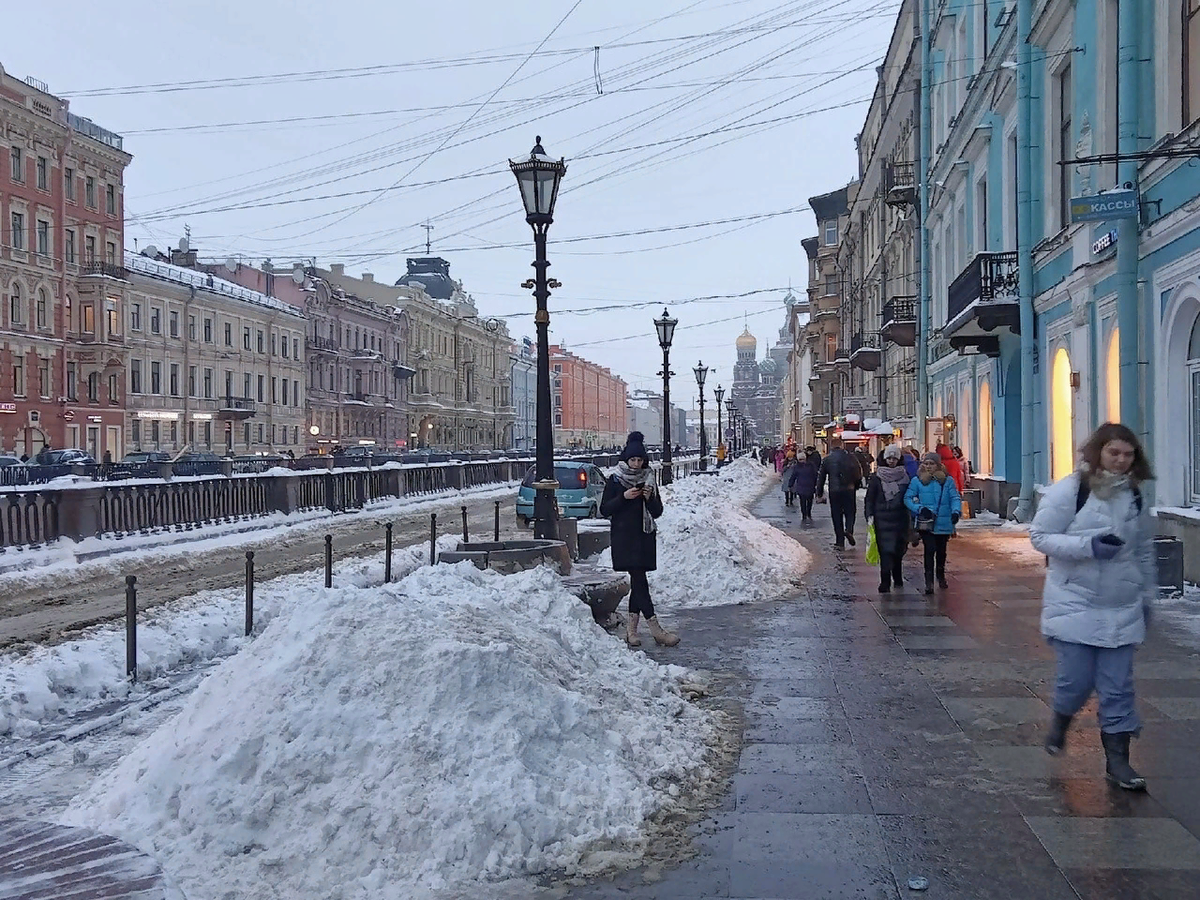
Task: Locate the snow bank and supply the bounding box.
[600,458,809,609]
[62,564,715,900]
[0,537,457,738]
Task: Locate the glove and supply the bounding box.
[1091,534,1124,560]
[951,512,961,525]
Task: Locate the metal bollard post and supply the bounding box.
[462,505,469,543]
[324,534,333,588]
[430,512,437,565]
[245,551,254,637]
[125,575,137,683]
[384,523,393,584]
[494,500,500,542]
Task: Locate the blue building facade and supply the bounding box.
[912,0,1200,514]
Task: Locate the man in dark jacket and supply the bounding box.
[816,437,863,549]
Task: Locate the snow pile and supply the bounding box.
[0,537,458,738]
[62,564,715,900]
[600,458,809,608]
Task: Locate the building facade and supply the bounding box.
[122,249,307,456]
[550,345,627,449]
[322,257,513,451]
[1,63,131,460]
[509,339,535,451]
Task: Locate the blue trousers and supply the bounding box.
[1051,639,1141,734]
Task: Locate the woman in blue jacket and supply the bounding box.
[904,452,963,595]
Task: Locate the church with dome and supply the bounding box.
[730,323,784,443]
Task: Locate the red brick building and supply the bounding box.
[549,346,627,450]
[0,63,131,459]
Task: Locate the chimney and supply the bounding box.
[330,263,345,276]
[361,273,374,283]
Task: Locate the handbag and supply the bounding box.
[914,482,946,533]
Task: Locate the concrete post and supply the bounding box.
[917,0,933,443]
[1014,0,1037,522]
[1116,0,1143,440]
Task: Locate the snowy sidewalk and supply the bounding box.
[566,489,1200,900]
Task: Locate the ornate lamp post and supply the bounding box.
[510,136,566,540]
[693,361,708,470]
[653,307,678,485]
[726,399,736,456]
[713,384,725,466]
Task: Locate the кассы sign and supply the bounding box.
[1070,190,1139,223]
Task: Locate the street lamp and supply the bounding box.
[653,307,678,485]
[510,136,566,540]
[693,361,708,470]
[726,399,736,456]
[713,384,725,465]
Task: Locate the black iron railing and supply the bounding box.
[80,262,130,280]
[881,296,916,325]
[948,251,1019,323]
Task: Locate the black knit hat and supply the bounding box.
[620,431,649,461]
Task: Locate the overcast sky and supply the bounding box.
[6,0,898,398]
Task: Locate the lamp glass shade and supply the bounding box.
[725,399,734,413]
[654,308,678,349]
[713,384,724,404]
[510,138,566,221]
[693,362,708,388]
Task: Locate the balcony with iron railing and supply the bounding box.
[944,251,1019,358]
[885,160,916,207]
[217,395,256,420]
[307,336,341,353]
[850,333,882,371]
[880,296,917,347]
[79,262,130,280]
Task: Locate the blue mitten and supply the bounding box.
[1091,534,1123,560]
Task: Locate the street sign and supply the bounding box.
[1070,190,1138,223]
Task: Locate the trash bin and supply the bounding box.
[962,489,982,519]
[1155,536,1185,597]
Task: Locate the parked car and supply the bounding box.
[172,450,224,476]
[516,462,607,524]
[33,449,96,467]
[0,454,25,468]
[109,451,171,479]
[0,454,30,486]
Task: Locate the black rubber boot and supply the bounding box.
[1100,731,1147,791]
[1044,711,1072,756]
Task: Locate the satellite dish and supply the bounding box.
[291,265,306,285]
[142,245,158,258]
[178,236,190,253]
[224,257,238,273]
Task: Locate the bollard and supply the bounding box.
[494,500,500,542]
[430,512,437,565]
[125,575,137,683]
[384,523,393,584]
[245,551,255,637]
[324,534,333,588]
[462,505,469,543]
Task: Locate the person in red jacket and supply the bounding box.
[937,443,965,493]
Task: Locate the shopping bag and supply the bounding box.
[865,521,880,566]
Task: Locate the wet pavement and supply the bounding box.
[566,487,1200,899]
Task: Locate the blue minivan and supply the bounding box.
[516,462,607,524]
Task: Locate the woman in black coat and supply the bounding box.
[863,442,912,593]
[601,431,678,648]
[787,453,820,523]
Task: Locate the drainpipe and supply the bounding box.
[1115,0,1141,437]
[917,0,932,446]
[1013,0,1037,522]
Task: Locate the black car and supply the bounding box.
[35,449,96,467]
[109,451,172,479]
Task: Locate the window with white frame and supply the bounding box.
[1057,61,1073,230]
[10,211,24,251]
[823,218,838,246]
[10,147,22,182]
[36,156,47,191]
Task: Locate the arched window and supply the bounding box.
[9,283,22,324]
[36,288,48,329]
[1106,327,1121,423]
[978,380,994,475]
[1189,312,1200,498]
[1052,347,1075,481]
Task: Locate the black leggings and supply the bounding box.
[921,533,950,581]
[629,570,656,619]
[798,494,814,517]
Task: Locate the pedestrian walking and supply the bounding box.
[864,443,911,592]
[902,446,920,479]
[1029,423,1155,791]
[816,437,863,550]
[780,446,799,507]
[601,431,679,648]
[904,452,962,594]
[854,444,874,480]
[788,450,820,523]
[937,443,966,493]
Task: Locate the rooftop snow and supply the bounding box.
[124,252,304,319]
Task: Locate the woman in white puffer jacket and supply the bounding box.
[1030,423,1156,791]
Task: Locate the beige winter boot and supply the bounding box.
[626,613,642,647]
[646,616,680,647]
